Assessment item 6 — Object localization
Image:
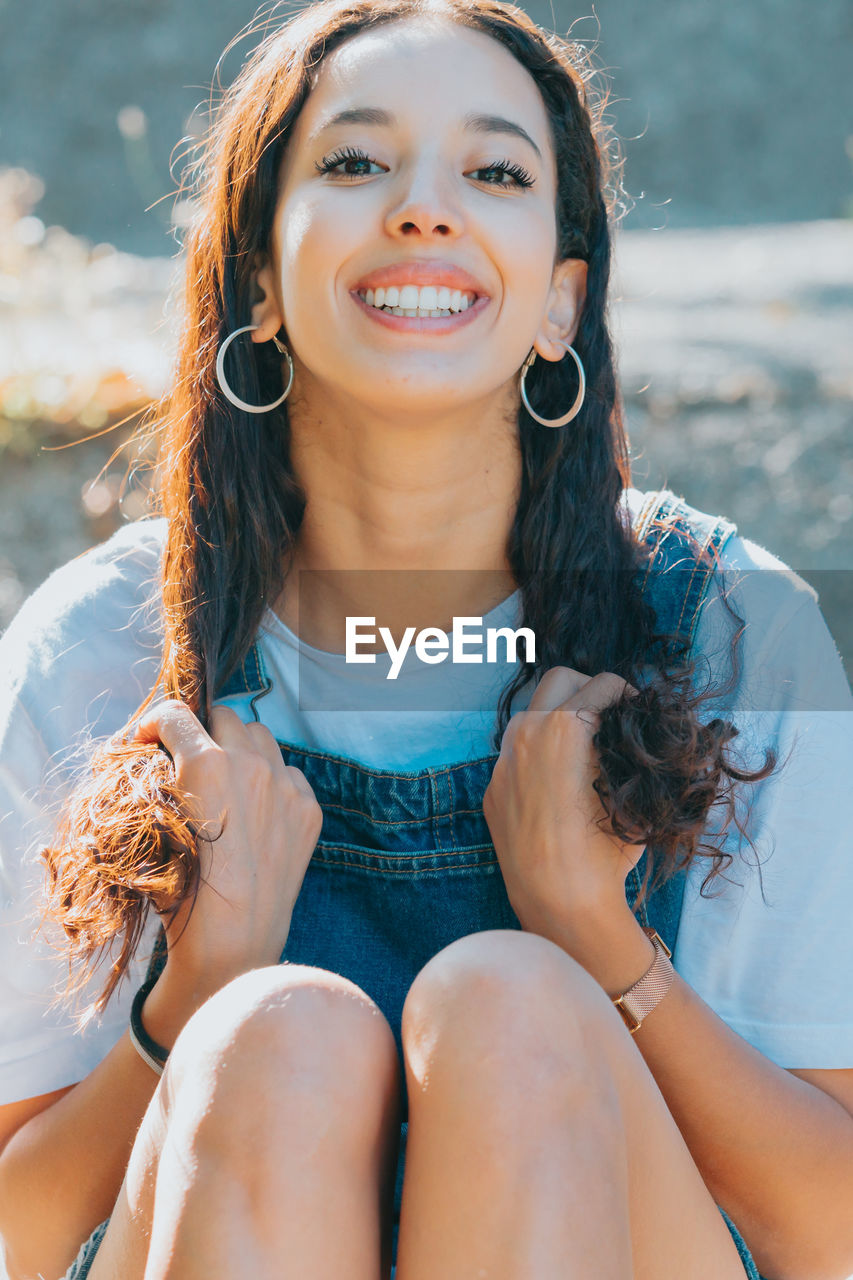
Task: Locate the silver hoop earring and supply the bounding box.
[519,339,586,427]
[215,324,295,414]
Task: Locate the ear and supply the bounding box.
[531,258,588,361]
[249,255,285,343]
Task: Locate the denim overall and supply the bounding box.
[64,489,761,1279]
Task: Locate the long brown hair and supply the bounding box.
[40,0,772,1017]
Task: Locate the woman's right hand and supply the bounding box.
[132,700,323,992]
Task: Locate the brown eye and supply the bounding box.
[315,146,384,179]
[469,160,536,189]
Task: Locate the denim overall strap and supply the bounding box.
[632,486,738,656]
[624,492,761,1279]
[624,488,739,956]
[214,640,273,709]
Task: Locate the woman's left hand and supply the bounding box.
[483,665,647,944]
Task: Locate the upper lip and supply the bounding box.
[351,259,489,298]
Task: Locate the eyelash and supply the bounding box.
[313,145,536,189]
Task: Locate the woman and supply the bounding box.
[0,2,851,1278]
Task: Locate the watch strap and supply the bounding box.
[612,927,675,1034]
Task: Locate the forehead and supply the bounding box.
[294,17,552,153]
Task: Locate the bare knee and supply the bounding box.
[402,930,620,1097]
[163,964,401,1149]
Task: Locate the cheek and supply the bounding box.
[277,200,321,299]
[276,194,369,329]
[502,202,558,299]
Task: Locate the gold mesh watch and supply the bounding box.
[611,927,675,1034]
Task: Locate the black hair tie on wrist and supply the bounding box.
[129,976,169,1076]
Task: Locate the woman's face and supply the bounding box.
[253,16,586,419]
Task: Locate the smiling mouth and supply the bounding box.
[356,285,479,318]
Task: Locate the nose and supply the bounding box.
[384,161,464,239]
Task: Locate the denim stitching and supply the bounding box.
[673,526,713,638]
[309,856,500,874]
[428,770,443,851]
[438,766,457,848]
[277,743,500,779]
[687,524,737,650]
[314,842,496,858]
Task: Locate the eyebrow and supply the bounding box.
[309,107,542,160]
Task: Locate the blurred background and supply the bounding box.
[0,0,851,669]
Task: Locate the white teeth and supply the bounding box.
[358,283,478,319]
[360,283,476,312]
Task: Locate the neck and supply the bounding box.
[273,384,522,650]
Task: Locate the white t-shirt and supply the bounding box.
[1,492,851,1106]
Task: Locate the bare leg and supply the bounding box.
[396,930,749,1280]
[88,965,401,1280]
